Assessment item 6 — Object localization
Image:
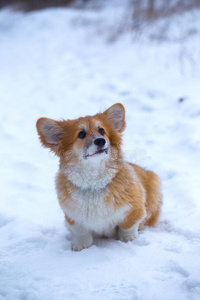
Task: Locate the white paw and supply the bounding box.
[72,241,93,251]
[68,223,93,251]
[118,221,140,243]
[118,231,138,242]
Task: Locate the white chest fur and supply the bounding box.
[62,187,130,235]
[59,150,130,234]
[62,149,119,190]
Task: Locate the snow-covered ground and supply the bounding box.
[0,5,200,300]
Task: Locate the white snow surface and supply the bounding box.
[0,6,200,300]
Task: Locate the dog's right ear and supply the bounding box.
[36,118,65,151]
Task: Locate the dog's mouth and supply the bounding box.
[85,148,108,158]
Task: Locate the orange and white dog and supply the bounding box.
[36,103,161,251]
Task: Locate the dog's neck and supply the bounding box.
[60,149,123,190]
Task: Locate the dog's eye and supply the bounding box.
[78,131,87,139]
[98,128,105,136]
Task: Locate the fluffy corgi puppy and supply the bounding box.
[36,103,162,251]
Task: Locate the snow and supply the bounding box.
[0,5,200,300]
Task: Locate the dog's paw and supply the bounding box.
[72,241,92,251]
[118,231,138,243]
[118,222,140,243]
[69,224,93,251]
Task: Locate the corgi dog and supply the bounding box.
[36,103,161,251]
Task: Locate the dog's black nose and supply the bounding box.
[94,138,106,147]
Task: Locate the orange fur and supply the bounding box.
[65,215,75,226]
[36,103,162,250]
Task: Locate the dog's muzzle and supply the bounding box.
[84,137,108,158]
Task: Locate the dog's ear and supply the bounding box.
[36,118,65,150]
[103,103,126,132]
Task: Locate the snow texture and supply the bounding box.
[0,5,200,300]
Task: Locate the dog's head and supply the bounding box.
[36,103,125,165]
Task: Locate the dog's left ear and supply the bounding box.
[103,103,126,132]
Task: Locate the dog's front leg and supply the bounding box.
[68,223,93,251]
[118,221,140,242]
[118,206,146,242]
